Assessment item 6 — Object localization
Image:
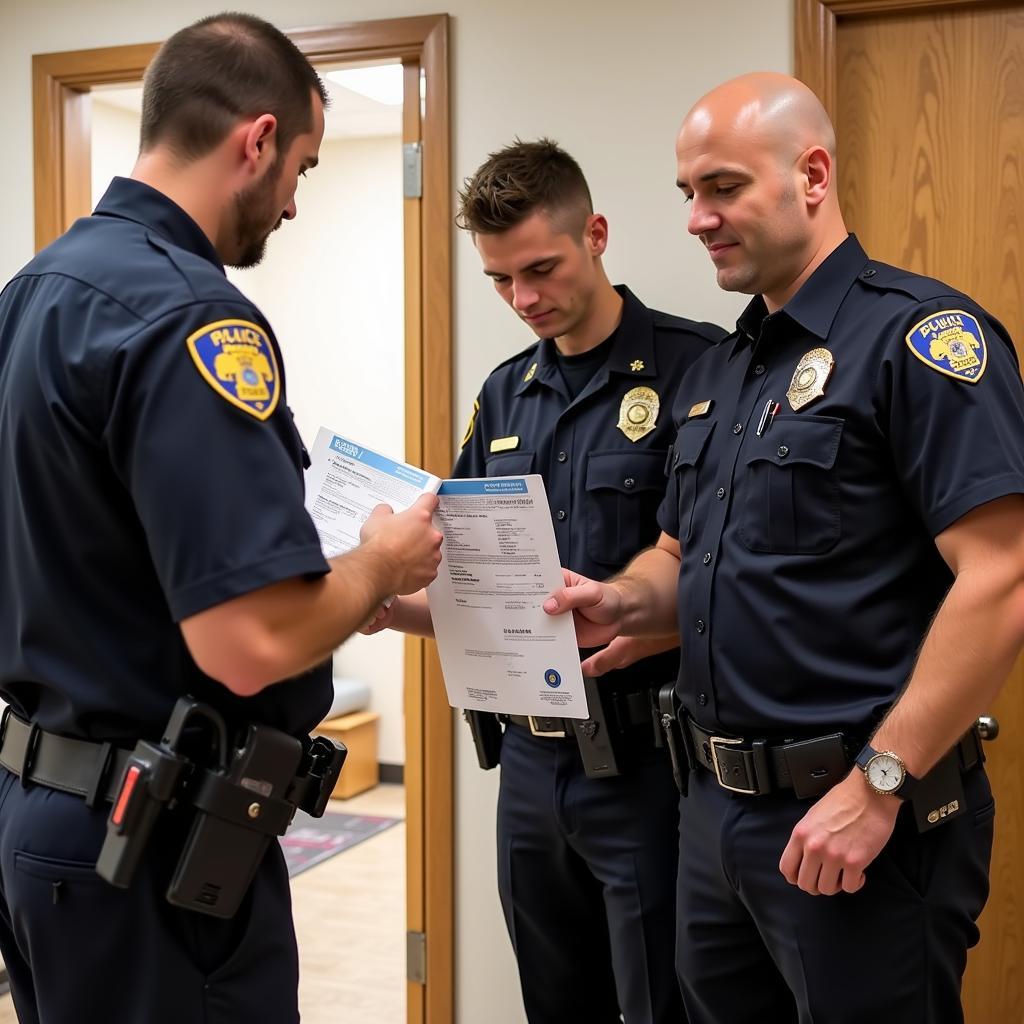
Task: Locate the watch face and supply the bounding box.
[866,752,905,793]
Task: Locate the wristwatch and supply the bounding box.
[855,744,919,799]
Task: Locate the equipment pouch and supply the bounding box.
[911,750,967,833]
[464,710,503,770]
[166,721,303,919]
[657,683,689,795]
[572,676,622,779]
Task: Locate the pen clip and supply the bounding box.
[755,398,774,438]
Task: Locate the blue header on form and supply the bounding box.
[438,478,529,495]
[329,434,432,488]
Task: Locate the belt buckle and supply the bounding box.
[709,735,758,795]
[528,716,566,739]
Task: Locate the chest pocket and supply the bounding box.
[585,449,668,567]
[672,421,715,546]
[484,451,535,477]
[739,415,843,555]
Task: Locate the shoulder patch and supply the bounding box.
[461,399,480,449]
[186,319,281,419]
[905,309,987,384]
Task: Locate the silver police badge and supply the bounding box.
[786,348,835,411]
[617,386,659,442]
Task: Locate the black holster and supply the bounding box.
[657,682,694,795]
[572,675,624,778]
[464,710,503,769]
[96,697,346,919]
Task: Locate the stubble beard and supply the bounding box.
[230,158,285,270]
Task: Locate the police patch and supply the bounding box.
[905,309,987,384]
[186,319,281,420]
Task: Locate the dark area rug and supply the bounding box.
[282,810,401,878]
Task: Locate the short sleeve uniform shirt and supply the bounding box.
[457,285,726,688]
[657,236,1024,736]
[0,178,333,740]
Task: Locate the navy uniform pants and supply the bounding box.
[677,766,994,1024]
[0,767,299,1024]
[497,724,685,1023]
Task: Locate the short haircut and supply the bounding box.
[140,12,328,162]
[455,138,593,237]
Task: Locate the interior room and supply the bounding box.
[1,2,1021,1023]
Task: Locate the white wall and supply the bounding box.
[1,3,793,1021]
[90,101,410,765]
[227,135,408,767]
[90,101,140,207]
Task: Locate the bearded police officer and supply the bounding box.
[0,14,441,1024]
[365,139,724,1023]
[545,73,1024,1023]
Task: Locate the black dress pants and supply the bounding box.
[676,766,994,1024]
[0,767,300,1024]
[497,724,686,1023]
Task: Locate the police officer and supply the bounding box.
[0,14,442,1024]
[367,139,724,1022]
[545,73,1024,1022]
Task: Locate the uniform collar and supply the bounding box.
[731,234,869,358]
[93,177,225,273]
[513,284,657,396]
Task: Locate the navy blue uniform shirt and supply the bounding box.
[657,235,1024,737]
[0,177,332,741]
[457,284,725,688]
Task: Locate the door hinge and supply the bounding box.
[403,142,423,199]
[407,929,426,984]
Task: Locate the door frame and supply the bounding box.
[32,14,453,1024]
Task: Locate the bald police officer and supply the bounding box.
[0,14,441,1024]
[546,73,1024,1023]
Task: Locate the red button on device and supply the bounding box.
[111,765,142,827]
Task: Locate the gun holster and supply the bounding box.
[96,697,346,919]
[657,682,694,795]
[571,675,623,779]
[464,710,503,770]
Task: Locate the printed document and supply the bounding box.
[304,427,441,560]
[427,475,588,718]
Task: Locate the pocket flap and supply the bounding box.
[672,421,715,470]
[586,449,667,493]
[745,416,843,469]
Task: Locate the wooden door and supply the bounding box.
[798,2,1024,1020]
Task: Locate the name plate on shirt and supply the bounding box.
[489,436,520,453]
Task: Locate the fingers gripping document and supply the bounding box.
[304,427,442,558]
[426,475,587,718]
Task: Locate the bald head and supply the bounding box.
[682,72,836,166]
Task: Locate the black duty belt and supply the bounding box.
[687,717,984,799]
[505,688,655,739]
[0,711,132,807]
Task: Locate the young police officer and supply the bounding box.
[0,14,441,1024]
[369,140,725,1022]
[545,73,1024,1022]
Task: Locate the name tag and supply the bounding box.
[489,436,520,453]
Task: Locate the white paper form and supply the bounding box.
[304,427,441,559]
[427,475,588,718]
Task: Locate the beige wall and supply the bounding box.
[1,2,793,1021]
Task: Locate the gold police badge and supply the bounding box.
[786,348,835,411]
[617,386,659,442]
